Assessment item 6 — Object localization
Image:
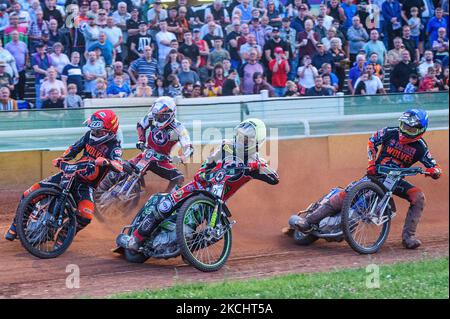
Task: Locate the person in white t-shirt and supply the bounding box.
[103,16,124,61]
[353,64,386,95]
[297,55,319,89]
[155,20,176,73]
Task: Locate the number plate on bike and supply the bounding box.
[383,175,396,190]
[212,184,224,197]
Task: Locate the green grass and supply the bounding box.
[112,257,449,299]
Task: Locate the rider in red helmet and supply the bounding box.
[5,110,124,241]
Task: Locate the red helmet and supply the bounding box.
[85,109,119,145]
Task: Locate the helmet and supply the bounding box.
[151,97,176,129]
[85,109,119,145]
[398,108,428,144]
[234,118,267,154]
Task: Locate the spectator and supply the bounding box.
[341,0,358,31]
[191,83,202,98]
[31,42,52,108]
[284,80,300,97]
[178,31,200,69]
[182,81,194,98]
[166,74,183,97]
[147,0,168,30]
[83,50,106,97]
[212,63,226,88]
[47,19,64,50]
[205,0,231,25]
[296,19,319,63]
[253,72,275,96]
[5,31,27,100]
[112,2,131,33]
[269,47,290,96]
[347,15,369,63]
[61,51,83,95]
[0,5,8,33]
[202,19,223,49]
[348,54,365,95]
[366,52,384,81]
[129,45,159,88]
[390,50,417,92]
[222,69,240,96]
[0,87,18,111]
[225,21,241,69]
[363,29,387,66]
[42,88,64,109]
[387,37,405,66]
[128,21,156,64]
[133,74,153,97]
[426,7,447,49]
[322,74,337,95]
[40,67,66,102]
[3,13,28,45]
[264,26,291,67]
[381,0,402,49]
[92,78,107,98]
[0,39,18,86]
[155,20,177,73]
[419,66,441,92]
[314,15,328,40]
[0,61,13,91]
[43,0,63,28]
[83,14,101,53]
[177,57,200,86]
[163,49,182,85]
[266,0,282,27]
[207,37,230,70]
[88,32,115,67]
[312,43,334,70]
[12,2,31,28]
[353,72,368,95]
[249,17,266,48]
[353,63,386,95]
[153,76,166,97]
[107,61,131,87]
[107,74,131,97]
[407,7,422,48]
[233,0,253,24]
[316,4,333,30]
[28,10,49,52]
[418,50,435,77]
[239,48,264,94]
[50,42,70,76]
[103,16,124,62]
[291,3,312,33]
[126,7,141,38]
[297,55,319,90]
[64,83,84,108]
[432,27,449,62]
[240,33,262,61]
[327,0,346,26]
[306,75,333,96]
[404,74,419,94]
[402,25,420,64]
[320,62,339,91]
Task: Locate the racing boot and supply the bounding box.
[4,221,17,241]
[116,212,161,251]
[289,215,313,233]
[291,202,338,233]
[116,232,142,252]
[402,194,425,250]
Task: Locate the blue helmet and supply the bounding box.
[398,108,428,142]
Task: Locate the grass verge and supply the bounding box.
[112,257,449,299]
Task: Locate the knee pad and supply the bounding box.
[407,188,425,207]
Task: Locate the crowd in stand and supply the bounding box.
[0,0,448,111]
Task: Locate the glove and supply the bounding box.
[95,157,110,167]
[52,157,64,168]
[367,164,377,176]
[194,171,207,184]
[136,141,145,151]
[248,161,261,171]
[171,156,184,165]
[425,167,442,180]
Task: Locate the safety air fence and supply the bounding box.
[0,92,448,152]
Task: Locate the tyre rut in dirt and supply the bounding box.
[341,181,391,254]
[293,230,319,246]
[176,195,232,272]
[16,188,77,259]
[123,207,149,263]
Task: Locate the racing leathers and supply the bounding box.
[116,140,279,250]
[6,132,124,240]
[133,114,193,192]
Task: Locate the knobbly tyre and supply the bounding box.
[16,159,121,258]
[94,148,173,217]
[286,165,428,254]
[114,118,279,272]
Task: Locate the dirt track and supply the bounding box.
[0,136,448,298]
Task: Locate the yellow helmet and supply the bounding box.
[234,118,267,153]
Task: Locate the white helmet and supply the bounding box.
[234,118,267,154]
[151,97,176,129]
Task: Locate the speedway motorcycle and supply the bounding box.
[94,148,171,217]
[115,163,273,272]
[15,161,106,258]
[288,165,426,254]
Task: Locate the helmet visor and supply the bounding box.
[154,113,172,125]
[90,128,110,138]
[399,122,425,137]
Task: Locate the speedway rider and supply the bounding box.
[5,110,124,241]
[116,118,280,252]
[116,96,193,194]
[291,109,442,249]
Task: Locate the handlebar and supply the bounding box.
[377,165,425,177]
[142,147,172,162]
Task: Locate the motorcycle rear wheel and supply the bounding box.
[16,188,77,259]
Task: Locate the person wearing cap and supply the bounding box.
[83,13,101,52]
[263,26,291,68]
[269,46,290,97]
[43,0,63,28]
[280,17,297,81]
[290,3,312,33]
[126,7,141,37]
[31,42,52,108]
[312,42,334,70]
[147,0,168,30]
[249,17,266,47]
[128,20,155,63]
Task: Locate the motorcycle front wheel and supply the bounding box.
[176,195,232,272]
[16,188,77,259]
